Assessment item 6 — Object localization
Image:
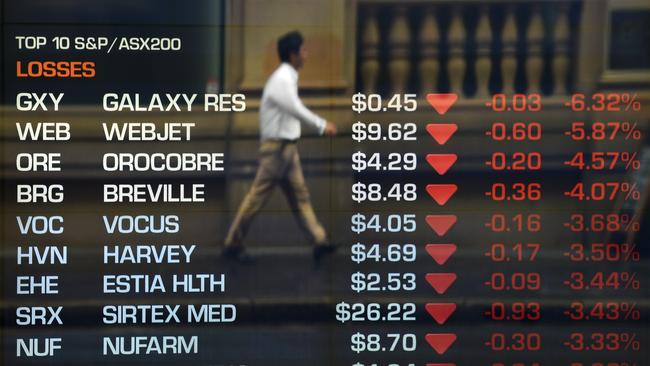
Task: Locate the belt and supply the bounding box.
[266,138,298,144]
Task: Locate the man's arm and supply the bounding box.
[268,75,333,135]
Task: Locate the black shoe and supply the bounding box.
[221,246,255,264]
[313,243,337,266]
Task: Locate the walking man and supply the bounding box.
[222,31,338,264]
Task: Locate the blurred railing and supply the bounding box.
[357,1,580,97]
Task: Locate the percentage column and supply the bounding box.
[563,92,645,366]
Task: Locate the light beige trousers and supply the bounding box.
[224,140,327,248]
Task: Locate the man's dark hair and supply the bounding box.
[277,31,303,63]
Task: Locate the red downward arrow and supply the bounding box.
[425,273,457,294]
[426,303,457,325]
[425,215,457,236]
[426,93,458,115]
[426,154,458,175]
[426,184,458,206]
[425,333,457,354]
[426,124,458,145]
[425,244,457,265]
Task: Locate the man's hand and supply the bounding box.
[323,121,338,136]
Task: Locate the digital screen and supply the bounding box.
[1,1,648,366]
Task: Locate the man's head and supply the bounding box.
[277,31,306,70]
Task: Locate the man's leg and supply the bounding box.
[224,142,282,250]
[279,144,327,245]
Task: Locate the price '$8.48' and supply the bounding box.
[351,182,417,203]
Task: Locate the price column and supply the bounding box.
[345,93,419,366]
